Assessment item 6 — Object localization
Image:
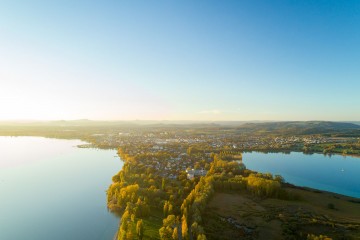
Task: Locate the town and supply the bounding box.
[101,122,360,240]
[1,121,360,239]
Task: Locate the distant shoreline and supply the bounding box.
[284,182,360,201]
[242,149,360,159]
[1,135,359,199]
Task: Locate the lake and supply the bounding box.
[2,138,360,240]
[0,137,122,240]
[243,152,360,198]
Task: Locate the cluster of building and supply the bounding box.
[86,126,358,180]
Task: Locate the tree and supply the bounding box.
[182,215,189,240]
[172,227,179,240]
[162,178,166,191]
[197,234,207,240]
[136,220,144,240]
[118,229,126,240]
[159,226,173,240]
[194,162,201,170]
[307,234,332,240]
[163,201,169,217]
[191,222,199,239]
[168,203,174,215]
[274,175,284,183]
[163,215,176,227]
[187,147,201,155]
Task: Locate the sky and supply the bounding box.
[0,0,359,121]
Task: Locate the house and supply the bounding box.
[186,169,207,180]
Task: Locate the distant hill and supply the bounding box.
[0,120,268,128]
[0,119,138,127]
[0,120,359,135]
[346,121,360,126]
[236,121,360,135]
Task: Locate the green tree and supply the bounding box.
[162,178,166,191]
[163,201,169,217]
[197,234,207,240]
[136,220,144,240]
[168,203,174,215]
[191,222,199,239]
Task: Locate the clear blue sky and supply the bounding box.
[1,0,359,121]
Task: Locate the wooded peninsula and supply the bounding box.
[1,120,360,239]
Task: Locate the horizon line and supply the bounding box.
[0,119,359,123]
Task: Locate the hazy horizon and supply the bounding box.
[0,119,359,124]
[1,1,359,121]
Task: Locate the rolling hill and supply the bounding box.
[236,121,360,135]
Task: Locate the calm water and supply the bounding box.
[243,152,360,198]
[0,137,122,240]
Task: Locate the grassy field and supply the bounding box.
[142,208,163,240]
[203,188,360,240]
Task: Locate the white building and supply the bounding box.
[186,169,207,180]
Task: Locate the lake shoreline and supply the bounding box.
[2,134,359,199]
[0,137,122,240]
[243,151,360,199]
[243,149,360,159]
[284,182,360,201]
[205,186,360,239]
